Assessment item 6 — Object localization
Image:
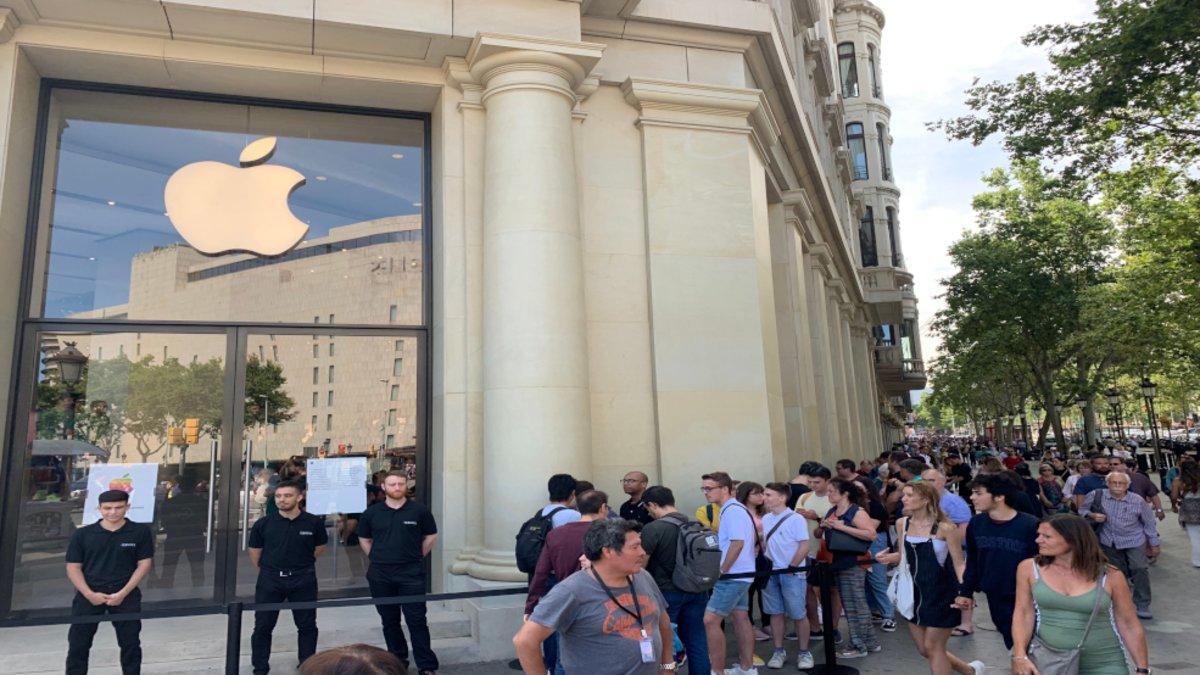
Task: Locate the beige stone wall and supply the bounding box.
[0,0,921,598]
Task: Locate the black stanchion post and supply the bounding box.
[225,601,243,675]
[809,561,858,675]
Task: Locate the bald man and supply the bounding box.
[619,471,653,524]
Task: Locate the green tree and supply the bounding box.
[244,356,296,429]
[933,161,1117,448]
[935,0,1200,179]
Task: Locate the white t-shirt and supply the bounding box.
[796,491,833,549]
[541,504,581,529]
[760,510,809,571]
[718,501,757,582]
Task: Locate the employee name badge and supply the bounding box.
[638,630,655,663]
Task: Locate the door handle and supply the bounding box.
[205,438,217,554]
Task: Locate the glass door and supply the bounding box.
[232,330,424,600]
[4,328,231,614]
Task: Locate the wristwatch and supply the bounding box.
[1135,667,1151,674]
[660,663,678,671]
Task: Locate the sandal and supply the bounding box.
[951,627,973,637]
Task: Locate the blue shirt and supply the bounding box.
[959,511,1039,597]
[939,492,972,525]
[1072,474,1106,497]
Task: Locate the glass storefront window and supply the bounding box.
[32,90,426,326]
[12,331,227,612]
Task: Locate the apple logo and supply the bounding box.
[164,136,308,256]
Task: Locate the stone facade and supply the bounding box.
[0,0,925,662]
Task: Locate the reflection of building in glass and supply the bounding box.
[70,215,422,464]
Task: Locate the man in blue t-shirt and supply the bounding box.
[1072,455,1111,510]
[953,473,1039,650]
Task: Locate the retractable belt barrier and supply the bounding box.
[0,561,857,674]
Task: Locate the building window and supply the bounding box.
[887,207,901,267]
[271,345,278,361]
[389,305,398,323]
[312,367,319,385]
[859,207,878,267]
[328,365,335,383]
[394,339,404,352]
[328,313,335,324]
[868,44,881,98]
[312,344,319,358]
[900,319,916,360]
[327,390,334,406]
[135,343,141,356]
[97,347,103,360]
[325,414,332,431]
[312,392,319,407]
[385,434,395,448]
[847,123,868,180]
[387,409,396,426]
[313,316,320,324]
[837,42,859,98]
[393,358,403,377]
[163,346,169,361]
[877,123,892,181]
[390,384,399,401]
[328,342,335,357]
[311,415,317,430]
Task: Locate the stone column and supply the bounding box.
[836,304,863,455]
[804,254,840,461]
[822,281,853,455]
[462,34,603,581]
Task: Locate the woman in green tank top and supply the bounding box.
[1011,514,1151,675]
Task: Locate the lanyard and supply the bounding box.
[590,569,647,637]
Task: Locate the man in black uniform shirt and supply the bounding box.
[358,470,439,674]
[64,489,154,675]
[618,471,653,524]
[248,479,328,674]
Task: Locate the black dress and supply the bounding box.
[903,520,962,629]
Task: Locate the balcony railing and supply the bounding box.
[902,358,924,376]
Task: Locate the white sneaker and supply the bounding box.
[767,650,787,669]
[969,660,985,675]
[797,650,815,669]
[724,668,759,675]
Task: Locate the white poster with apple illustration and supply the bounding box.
[81,463,160,525]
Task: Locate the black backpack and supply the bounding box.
[515,506,567,574]
[663,513,722,594]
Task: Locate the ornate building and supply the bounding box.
[0,0,925,664]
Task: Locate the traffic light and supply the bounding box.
[167,426,185,446]
[184,418,200,445]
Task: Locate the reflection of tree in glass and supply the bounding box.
[125,357,224,463]
[244,356,296,429]
[36,358,130,455]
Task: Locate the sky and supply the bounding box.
[871,0,1095,364]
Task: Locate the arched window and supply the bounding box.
[868,44,881,98]
[886,206,900,267]
[837,42,859,98]
[847,123,868,180]
[859,206,878,267]
[877,123,892,181]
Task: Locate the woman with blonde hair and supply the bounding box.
[876,481,982,674]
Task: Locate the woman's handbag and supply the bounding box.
[1027,570,1107,675]
[823,506,872,554]
[886,519,915,620]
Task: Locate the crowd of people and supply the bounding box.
[59,435,1199,675]
[511,437,1194,675]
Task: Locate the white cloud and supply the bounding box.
[870,0,1095,361]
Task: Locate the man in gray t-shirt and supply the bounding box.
[514,520,674,675]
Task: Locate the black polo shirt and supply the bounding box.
[248,511,328,570]
[620,498,652,525]
[357,499,437,565]
[65,520,154,590]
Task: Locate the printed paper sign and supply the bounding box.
[305,457,368,515]
[82,463,160,524]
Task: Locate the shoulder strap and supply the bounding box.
[1075,572,1108,649]
[705,503,714,521]
[1031,563,1041,581]
[545,506,567,522]
[764,512,793,545]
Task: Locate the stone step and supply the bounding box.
[0,605,474,673]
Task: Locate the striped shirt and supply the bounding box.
[1080,489,1160,549]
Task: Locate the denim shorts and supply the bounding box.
[705,579,751,616]
[762,573,808,620]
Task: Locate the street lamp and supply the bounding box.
[1141,377,1165,471]
[1105,388,1124,441]
[46,341,88,439]
[1076,394,1091,447]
